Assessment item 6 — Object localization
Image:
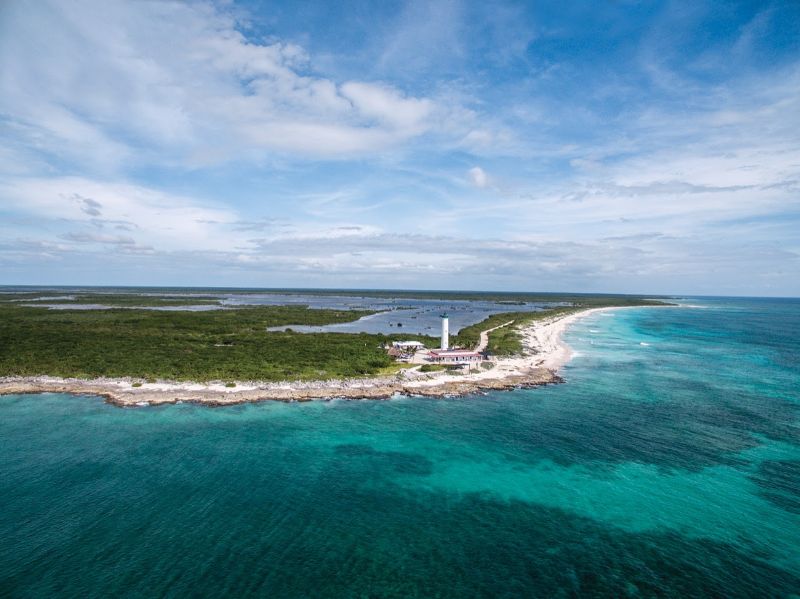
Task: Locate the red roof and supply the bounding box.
[429,350,480,357]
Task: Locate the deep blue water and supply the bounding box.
[1,297,799,597]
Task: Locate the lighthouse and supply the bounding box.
[440,313,449,350]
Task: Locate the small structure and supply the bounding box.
[392,341,425,350]
[387,347,404,359]
[428,349,481,365]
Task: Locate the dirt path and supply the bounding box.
[476,320,515,353]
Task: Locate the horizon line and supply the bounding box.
[1,284,798,300]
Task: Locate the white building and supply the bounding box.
[428,349,481,364]
[441,313,449,350]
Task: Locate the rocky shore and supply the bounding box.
[0,368,562,407]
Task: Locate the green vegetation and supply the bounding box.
[0,288,674,309]
[0,304,420,382]
[419,364,446,373]
[0,293,51,302]
[0,291,669,381]
[217,288,674,304]
[374,362,418,376]
[8,294,224,307]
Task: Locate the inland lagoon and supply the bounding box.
[1,297,799,596]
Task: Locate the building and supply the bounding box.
[387,347,404,359]
[392,341,425,350]
[427,349,481,365]
[440,313,449,350]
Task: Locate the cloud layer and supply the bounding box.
[0,0,452,168]
[0,0,798,295]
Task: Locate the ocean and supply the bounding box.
[1,297,798,597]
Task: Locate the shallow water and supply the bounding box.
[12,289,555,334]
[1,297,799,597]
[233,293,553,335]
[19,303,224,311]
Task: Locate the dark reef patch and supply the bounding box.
[750,460,800,515]
[2,476,798,598]
[416,387,799,475]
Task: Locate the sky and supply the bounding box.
[1,0,799,295]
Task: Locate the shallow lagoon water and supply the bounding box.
[20,303,225,311]
[1,298,799,597]
[232,293,553,335]
[13,289,556,335]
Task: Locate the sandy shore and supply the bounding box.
[0,306,638,407]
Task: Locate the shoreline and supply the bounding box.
[0,306,647,407]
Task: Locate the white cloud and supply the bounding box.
[0,177,238,252]
[0,0,453,168]
[340,82,433,133]
[467,166,489,188]
[60,231,155,254]
[2,206,798,293]
[0,1,798,295]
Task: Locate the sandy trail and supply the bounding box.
[475,320,515,353]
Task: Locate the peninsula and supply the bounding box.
[0,288,669,406]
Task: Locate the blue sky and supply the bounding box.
[1,0,798,295]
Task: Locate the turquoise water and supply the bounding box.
[1,298,799,597]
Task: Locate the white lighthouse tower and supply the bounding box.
[440,313,449,350]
